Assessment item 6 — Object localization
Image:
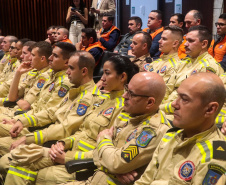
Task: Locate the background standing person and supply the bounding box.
[66,0,88,45]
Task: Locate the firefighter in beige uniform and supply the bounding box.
[2,55,138,185]
[148,26,183,99]
[134,73,226,185]
[130,32,153,72]
[0,43,74,155]
[160,26,224,119]
[62,72,171,185]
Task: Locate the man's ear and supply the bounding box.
[146,97,155,109]
[81,67,88,76]
[202,40,208,49]
[204,102,219,117]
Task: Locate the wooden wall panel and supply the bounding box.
[0,0,92,41]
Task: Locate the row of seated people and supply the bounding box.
[0,13,225,185]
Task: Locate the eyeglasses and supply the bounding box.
[215,22,226,27]
[124,84,150,98]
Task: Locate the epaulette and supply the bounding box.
[213,141,226,160]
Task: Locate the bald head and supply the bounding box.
[55,28,69,42]
[185,73,225,114]
[123,72,166,116]
[185,10,202,30]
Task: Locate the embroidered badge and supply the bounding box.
[191,70,197,74]
[102,107,114,116]
[58,85,69,97]
[202,164,226,185]
[77,103,88,116]
[206,67,216,74]
[136,128,156,148]
[121,145,139,163]
[160,66,167,73]
[126,129,138,143]
[178,161,195,181]
[143,63,150,71]
[219,45,223,49]
[49,82,55,92]
[37,79,46,88]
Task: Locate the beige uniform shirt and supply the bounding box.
[148,53,180,99]
[0,52,10,73]
[14,70,71,127]
[160,52,224,116]
[25,81,102,145]
[131,53,152,72]
[60,90,124,162]
[134,125,226,185]
[87,110,171,185]
[0,58,20,97]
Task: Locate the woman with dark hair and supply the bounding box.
[66,0,88,45]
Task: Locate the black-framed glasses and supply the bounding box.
[215,22,226,27]
[124,84,150,98]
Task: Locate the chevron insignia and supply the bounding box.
[121,145,139,163]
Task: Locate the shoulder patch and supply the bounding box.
[77,102,89,116]
[160,66,167,73]
[206,67,216,74]
[102,107,114,116]
[203,164,226,185]
[178,161,195,181]
[121,145,139,163]
[37,78,46,88]
[143,63,150,71]
[58,84,69,97]
[213,141,226,160]
[126,129,138,143]
[49,82,55,92]
[136,128,156,148]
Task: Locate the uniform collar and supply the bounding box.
[161,52,179,61]
[37,66,50,75]
[133,53,150,62]
[49,69,67,79]
[109,90,124,99]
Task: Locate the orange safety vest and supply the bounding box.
[98,25,120,50]
[208,35,226,62]
[178,36,187,59]
[61,39,73,44]
[143,27,164,39]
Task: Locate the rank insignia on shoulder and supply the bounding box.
[121,145,139,163]
[126,129,138,143]
[203,164,226,185]
[136,128,156,148]
[160,66,167,73]
[49,82,55,92]
[77,103,89,116]
[143,63,150,71]
[102,107,114,116]
[37,78,46,88]
[178,161,195,181]
[206,67,216,74]
[58,85,69,97]
[213,141,226,160]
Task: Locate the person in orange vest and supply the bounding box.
[75,28,104,64]
[142,10,164,60]
[208,13,226,71]
[97,14,120,51]
[55,27,73,44]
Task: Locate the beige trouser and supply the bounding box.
[69,22,85,45]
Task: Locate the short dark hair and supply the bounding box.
[171,13,185,27]
[23,41,36,52]
[47,26,56,30]
[151,10,163,20]
[106,55,139,84]
[188,25,212,48]
[164,26,184,39]
[55,42,76,60]
[71,51,95,77]
[81,28,97,43]
[18,38,31,46]
[219,13,226,20]
[134,31,152,50]
[55,26,65,30]
[103,14,115,22]
[33,41,52,62]
[129,16,143,28]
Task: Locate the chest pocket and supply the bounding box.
[87,107,115,140]
[168,176,191,185]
